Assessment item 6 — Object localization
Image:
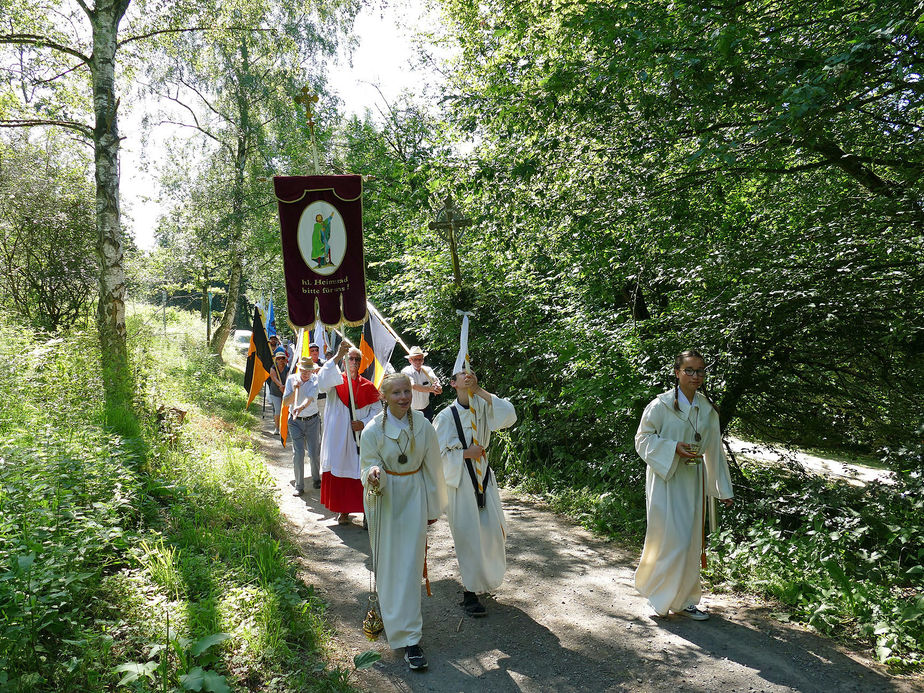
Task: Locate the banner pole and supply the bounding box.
[341,323,361,450]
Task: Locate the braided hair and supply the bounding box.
[673,349,720,414]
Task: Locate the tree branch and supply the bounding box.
[0,34,90,63]
[117,25,271,49]
[0,118,93,138]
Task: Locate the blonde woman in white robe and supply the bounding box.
[361,373,447,670]
[434,369,516,617]
[635,350,734,620]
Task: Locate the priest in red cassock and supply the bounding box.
[318,341,382,525]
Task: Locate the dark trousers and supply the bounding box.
[417,402,435,422]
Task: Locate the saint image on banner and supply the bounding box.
[300,201,346,275]
[274,174,367,327]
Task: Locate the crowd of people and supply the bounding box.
[261,341,733,671]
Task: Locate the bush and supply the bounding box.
[708,459,924,670]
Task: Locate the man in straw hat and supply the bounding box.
[401,346,442,422]
[283,356,321,495]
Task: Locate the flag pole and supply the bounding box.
[366,301,412,355]
[340,322,361,449]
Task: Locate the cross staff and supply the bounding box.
[428,195,472,287]
[294,86,321,174]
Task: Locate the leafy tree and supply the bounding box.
[424,0,924,460]
[144,0,357,357]
[0,131,97,331]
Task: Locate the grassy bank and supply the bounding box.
[0,308,355,692]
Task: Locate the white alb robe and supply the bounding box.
[634,390,733,616]
[318,359,381,479]
[360,409,447,649]
[434,394,517,593]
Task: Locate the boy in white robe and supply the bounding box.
[434,369,517,616]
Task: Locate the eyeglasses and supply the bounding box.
[347,357,362,362]
[681,368,707,377]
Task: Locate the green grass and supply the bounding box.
[0,308,358,692]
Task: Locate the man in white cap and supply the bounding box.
[283,357,321,494]
[401,346,442,422]
[308,342,327,429]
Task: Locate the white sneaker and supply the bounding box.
[675,605,709,621]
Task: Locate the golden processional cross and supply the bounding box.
[294,86,321,174]
[428,195,472,287]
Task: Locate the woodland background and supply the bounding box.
[1,0,922,689]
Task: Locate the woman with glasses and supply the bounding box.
[318,342,382,525]
[634,350,734,621]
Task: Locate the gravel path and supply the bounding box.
[255,422,918,693]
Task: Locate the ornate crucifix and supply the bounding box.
[428,195,472,287]
[294,86,321,174]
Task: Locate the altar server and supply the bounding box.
[634,350,734,620]
[434,368,516,617]
[361,373,447,670]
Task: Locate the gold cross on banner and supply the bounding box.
[294,86,321,174]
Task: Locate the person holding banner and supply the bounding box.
[361,373,447,670]
[434,369,516,617]
[283,357,321,494]
[308,343,327,427]
[268,350,288,435]
[634,350,733,621]
[401,346,442,422]
[318,342,381,525]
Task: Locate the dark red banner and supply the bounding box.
[274,175,367,327]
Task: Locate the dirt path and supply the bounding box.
[726,437,894,487]
[254,421,918,693]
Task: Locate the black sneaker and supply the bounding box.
[461,591,487,617]
[404,643,428,670]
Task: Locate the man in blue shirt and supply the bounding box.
[283,357,321,494]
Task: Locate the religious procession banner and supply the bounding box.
[274,175,367,327]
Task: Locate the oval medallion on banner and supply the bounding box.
[297,201,346,275]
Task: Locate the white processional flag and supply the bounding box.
[453,310,474,376]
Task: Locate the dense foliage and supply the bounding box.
[711,459,924,669]
[0,311,355,691]
[0,131,97,331]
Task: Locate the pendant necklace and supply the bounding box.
[396,431,409,465]
[689,406,702,442]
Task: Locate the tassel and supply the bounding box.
[423,541,432,597]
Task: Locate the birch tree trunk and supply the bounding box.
[89,0,132,406]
